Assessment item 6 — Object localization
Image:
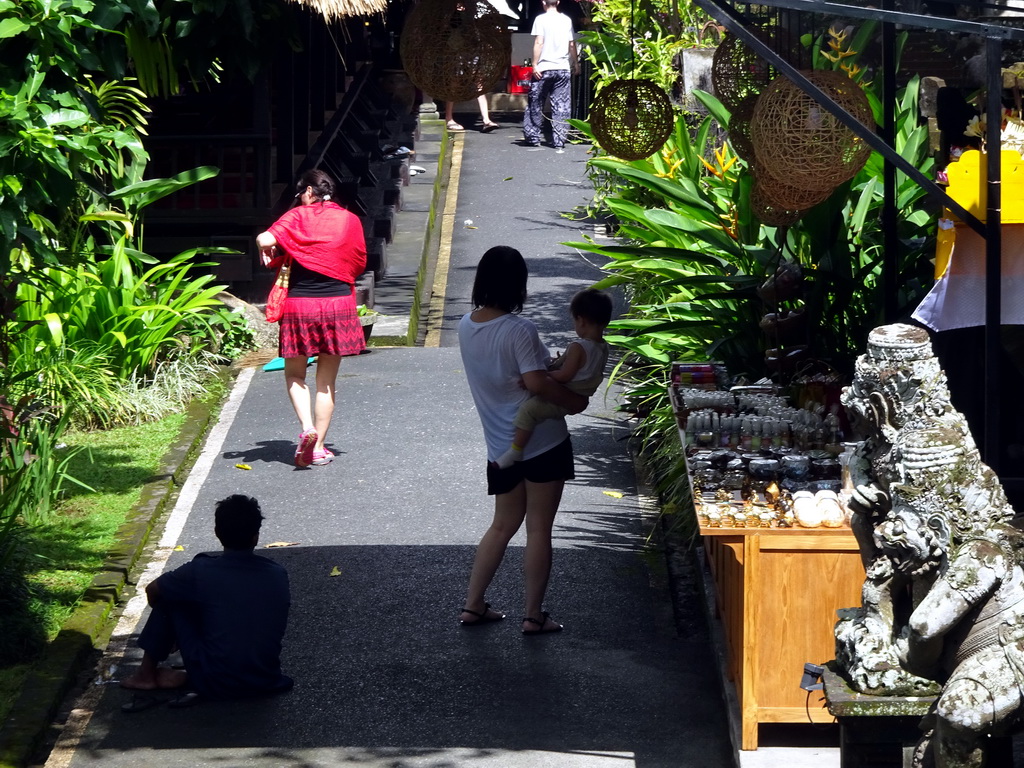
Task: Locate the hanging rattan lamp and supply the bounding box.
[750,70,874,194]
[712,32,778,113]
[588,0,674,162]
[725,95,758,163]
[750,163,833,226]
[590,78,675,161]
[400,0,511,104]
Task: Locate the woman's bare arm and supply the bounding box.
[522,369,587,413]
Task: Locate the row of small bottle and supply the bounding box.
[675,388,734,411]
[683,409,843,452]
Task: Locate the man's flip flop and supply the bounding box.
[522,611,563,635]
[460,602,505,626]
[121,693,168,714]
[168,691,202,709]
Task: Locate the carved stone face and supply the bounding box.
[875,506,947,577]
[842,376,883,440]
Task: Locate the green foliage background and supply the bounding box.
[572,8,938,522]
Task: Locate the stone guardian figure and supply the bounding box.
[834,323,1024,768]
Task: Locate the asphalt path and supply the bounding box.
[41,125,733,768]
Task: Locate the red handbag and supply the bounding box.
[265,254,292,323]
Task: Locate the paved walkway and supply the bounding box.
[38,119,735,768]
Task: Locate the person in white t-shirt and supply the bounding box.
[495,288,611,468]
[523,0,579,150]
[457,246,587,635]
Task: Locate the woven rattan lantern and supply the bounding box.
[754,161,833,212]
[750,166,832,226]
[751,181,808,227]
[726,95,758,162]
[400,0,511,104]
[590,79,674,161]
[750,70,874,194]
[712,32,778,113]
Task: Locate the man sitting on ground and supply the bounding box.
[121,494,292,702]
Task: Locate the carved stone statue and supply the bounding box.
[834,323,1024,767]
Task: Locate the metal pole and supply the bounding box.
[881,10,898,322]
[983,35,1004,469]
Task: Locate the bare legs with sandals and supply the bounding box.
[459,479,565,635]
[445,96,499,133]
[285,354,341,467]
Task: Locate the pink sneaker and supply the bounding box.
[311,448,334,466]
[295,430,318,467]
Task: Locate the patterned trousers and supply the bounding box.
[523,69,572,148]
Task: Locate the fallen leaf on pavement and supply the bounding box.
[174,545,185,551]
[329,566,342,577]
[234,463,251,470]
[603,490,624,498]
[265,542,300,548]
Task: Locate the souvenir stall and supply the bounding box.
[674,0,1024,752]
[670,366,864,750]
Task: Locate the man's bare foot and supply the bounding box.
[121,666,187,690]
[156,667,188,689]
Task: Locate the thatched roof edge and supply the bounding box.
[286,0,388,21]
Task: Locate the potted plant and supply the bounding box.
[356,304,380,342]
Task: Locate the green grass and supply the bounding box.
[0,374,226,723]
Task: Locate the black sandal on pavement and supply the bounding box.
[121,693,168,714]
[168,691,202,709]
[482,121,499,133]
[522,611,563,635]
[460,602,505,626]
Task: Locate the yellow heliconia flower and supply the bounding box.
[719,206,739,240]
[842,62,863,79]
[700,143,737,179]
[699,155,721,178]
[655,158,684,178]
[715,144,737,174]
[828,26,847,44]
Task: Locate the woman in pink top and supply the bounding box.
[257,169,367,467]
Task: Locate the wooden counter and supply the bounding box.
[700,523,865,749]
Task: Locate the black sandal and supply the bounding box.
[121,692,169,714]
[522,611,563,635]
[460,602,505,626]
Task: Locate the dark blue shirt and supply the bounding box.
[156,550,290,698]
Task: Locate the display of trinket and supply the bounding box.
[817,490,846,528]
[678,375,852,530]
[792,490,821,527]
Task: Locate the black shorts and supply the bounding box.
[487,437,575,495]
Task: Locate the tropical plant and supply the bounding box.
[0,0,149,273]
[0,397,90,564]
[578,0,711,95]
[568,106,774,380]
[571,28,939,520]
[12,244,230,376]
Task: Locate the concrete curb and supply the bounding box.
[0,368,237,768]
